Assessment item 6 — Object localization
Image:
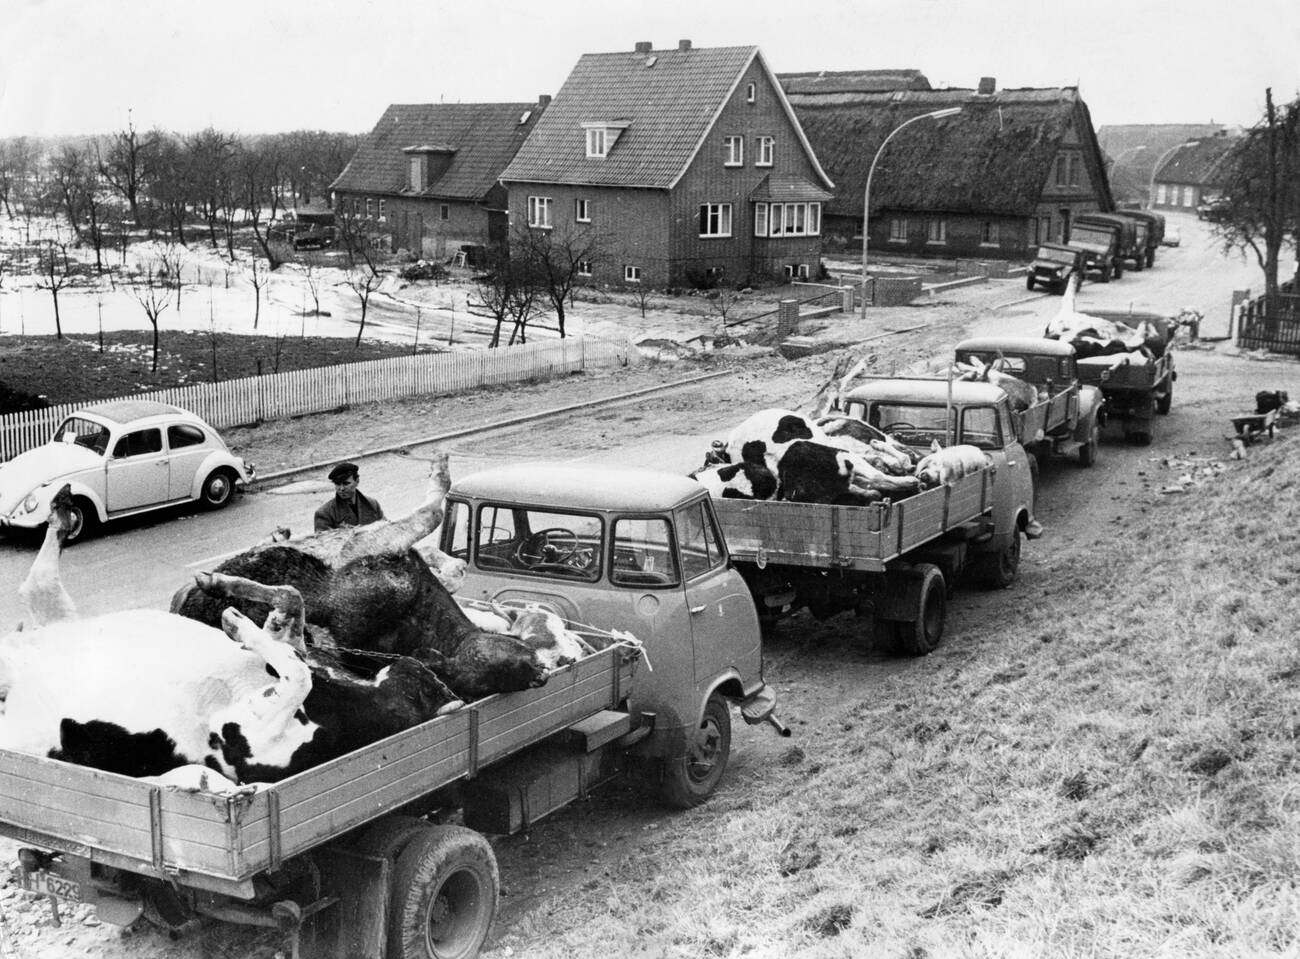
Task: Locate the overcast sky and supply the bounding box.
[3,0,1297,139]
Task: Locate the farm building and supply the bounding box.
[780,69,932,95]
[1097,123,1225,205]
[1150,132,1240,212]
[330,98,549,260]
[500,40,835,289]
[780,77,1114,260]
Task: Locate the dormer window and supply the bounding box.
[581,120,630,159]
[404,144,455,192]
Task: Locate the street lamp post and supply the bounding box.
[860,107,962,318]
[1108,144,1147,174]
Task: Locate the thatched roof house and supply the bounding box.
[780,69,931,95]
[779,79,1113,260]
[1097,123,1224,203]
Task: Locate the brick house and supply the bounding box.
[780,76,1114,260]
[1150,132,1239,211]
[499,40,835,289]
[330,99,548,260]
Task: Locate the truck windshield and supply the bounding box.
[861,403,1002,450]
[1070,225,1113,247]
[1038,247,1076,265]
[470,505,603,581]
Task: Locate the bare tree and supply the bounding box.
[632,284,655,319]
[468,244,546,347]
[301,254,328,316]
[1213,89,1300,306]
[345,265,382,346]
[707,286,744,330]
[131,262,171,371]
[98,117,158,229]
[249,255,267,330]
[157,243,189,312]
[49,145,90,241]
[0,137,35,218]
[513,224,603,338]
[187,127,237,250]
[35,239,73,339]
[238,143,286,271]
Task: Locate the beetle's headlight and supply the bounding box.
[20,493,40,515]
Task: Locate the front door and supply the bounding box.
[166,423,209,500]
[105,427,169,512]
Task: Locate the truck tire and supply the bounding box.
[1146,249,1155,268]
[660,693,731,809]
[1026,275,1035,291]
[388,824,499,959]
[1132,256,1143,272]
[895,564,946,656]
[1078,421,1099,467]
[1156,380,1173,415]
[1099,263,1112,283]
[1113,260,1123,280]
[972,530,1021,590]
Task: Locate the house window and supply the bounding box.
[575,198,590,223]
[1156,184,1167,204]
[888,217,908,242]
[440,204,450,221]
[980,221,999,245]
[1183,188,1195,208]
[927,219,947,244]
[365,198,374,219]
[746,82,756,103]
[1068,156,1081,188]
[586,128,608,158]
[624,265,641,283]
[408,156,424,192]
[705,266,725,282]
[1055,156,1067,187]
[527,196,552,229]
[754,202,821,237]
[797,263,810,279]
[724,136,744,167]
[699,203,732,237]
[577,259,593,276]
[756,136,774,167]
[377,199,387,223]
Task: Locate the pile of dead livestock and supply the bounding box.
[0,456,635,792]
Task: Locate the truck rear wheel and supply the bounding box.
[1026,275,1035,291]
[388,824,499,959]
[972,530,1021,590]
[660,693,731,809]
[895,564,946,656]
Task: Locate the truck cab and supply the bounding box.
[954,336,1106,466]
[1067,218,1125,282]
[441,463,777,806]
[841,378,1039,576]
[1026,242,1087,294]
[1073,212,1143,276]
[1115,210,1165,267]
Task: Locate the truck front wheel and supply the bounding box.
[1026,275,1035,291]
[388,824,499,959]
[1078,421,1099,467]
[972,530,1021,590]
[661,693,731,809]
[896,564,947,656]
[1156,380,1173,414]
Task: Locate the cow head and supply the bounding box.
[425,631,549,700]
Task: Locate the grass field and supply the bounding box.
[0,331,442,408]
[501,438,1300,958]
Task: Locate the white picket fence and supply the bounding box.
[0,337,629,461]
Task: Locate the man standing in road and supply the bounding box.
[314,462,385,532]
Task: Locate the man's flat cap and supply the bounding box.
[328,462,359,484]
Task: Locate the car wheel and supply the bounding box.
[200,469,237,510]
[62,497,97,545]
[1114,260,1124,280]
[1156,380,1173,415]
[660,693,732,809]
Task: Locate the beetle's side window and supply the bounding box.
[112,429,163,458]
[167,424,205,449]
[612,517,680,588]
[675,502,724,580]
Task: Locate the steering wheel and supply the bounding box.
[514,527,579,568]
[883,421,917,434]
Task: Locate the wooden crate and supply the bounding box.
[0,648,634,898]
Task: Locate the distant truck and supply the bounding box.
[714,379,1038,655]
[1071,310,1177,445]
[954,337,1106,466]
[1073,212,1144,275]
[268,210,338,251]
[1026,243,1088,294]
[1115,210,1165,267]
[1067,217,1126,283]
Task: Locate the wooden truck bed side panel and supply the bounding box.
[0,648,632,891]
[1077,354,1169,391]
[715,469,990,571]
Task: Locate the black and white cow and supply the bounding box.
[691,440,778,500]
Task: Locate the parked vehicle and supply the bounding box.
[954,337,1107,466]
[1196,197,1230,222]
[1067,217,1126,283]
[2,465,782,959]
[1071,310,1177,445]
[1115,210,1165,267]
[0,401,253,543]
[1161,224,1182,247]
[715,379,1037,655]
[1073,213,1144,274]
[1026,243,1088,293]
[268,210,338,250]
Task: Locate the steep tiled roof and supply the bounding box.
[787,87,1112,217]
[779,69,931,95]
[502,45,830,190]
[1154,134,1240,187]
[330,102,545,200]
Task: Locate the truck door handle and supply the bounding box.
[690,605,706,615]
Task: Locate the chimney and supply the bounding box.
[538,94,551,108]
[977,76,996,95]
[634,41,652,53]
[678,39,692,51]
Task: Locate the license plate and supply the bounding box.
[21,870,81,904]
